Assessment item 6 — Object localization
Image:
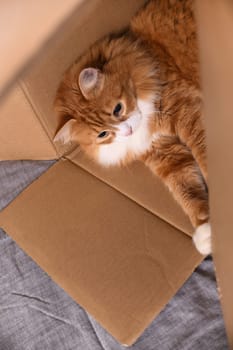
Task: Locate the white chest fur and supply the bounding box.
[98,97,158,166]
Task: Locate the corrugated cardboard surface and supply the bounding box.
[0,84,57,160]
[68,148,193,236]
[0,0,83,97]
[0,159,202,345]
[196,1,233,347]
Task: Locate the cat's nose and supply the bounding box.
[117,123,133,136]
[125,126,133,136]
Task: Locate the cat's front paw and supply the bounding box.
[193,222,212,255]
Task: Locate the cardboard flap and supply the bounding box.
[0,84,58,161]
[0,0,83,98]
[0,159,201,345]
[196,1,233,347]
[67,148,193,236]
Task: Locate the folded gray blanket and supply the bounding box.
[0,160,228,350]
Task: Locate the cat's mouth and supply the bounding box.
[116,112,142,137]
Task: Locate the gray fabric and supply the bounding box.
[0,160,229,350]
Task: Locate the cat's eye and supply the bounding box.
[97,131,109,138]
[113,102,123,117]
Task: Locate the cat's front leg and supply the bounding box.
[144,136,211,255]
[177,110,208,183]
[192,222,212,256]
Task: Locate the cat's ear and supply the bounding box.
[78,68,104,99]
[53,119,79,150]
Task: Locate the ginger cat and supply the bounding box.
[54,0,211,255]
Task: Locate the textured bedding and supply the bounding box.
[0,160,229,349]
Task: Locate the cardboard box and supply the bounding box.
[196,1,233,348]
[0,0,230,346]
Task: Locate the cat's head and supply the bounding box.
[54,35,159,166]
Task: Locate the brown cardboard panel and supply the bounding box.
[0,0,83,98]
[196,1,233,348]
[68,148,193,236]
[0,159,202,345]
[20,0,147,145]
[0,84,57,161]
